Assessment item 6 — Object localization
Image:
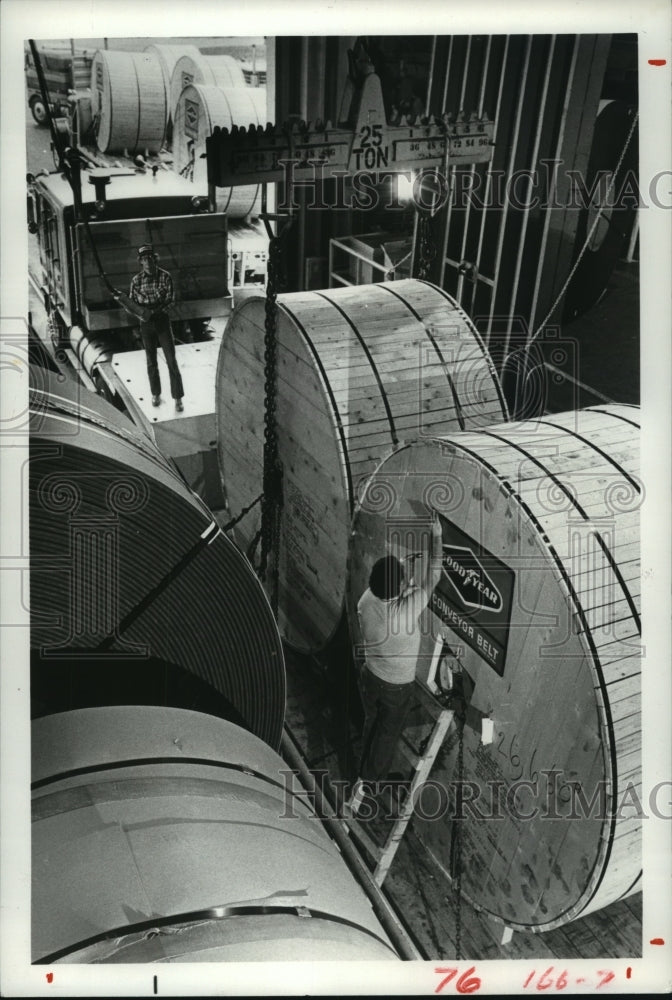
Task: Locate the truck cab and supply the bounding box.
[28,167,231,390]
[25,45,93,124]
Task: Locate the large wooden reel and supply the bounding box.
[169,53,246,120]
[216,279,508,653]
[173,83,266,217]
[29,369,285,748]
[143,43,202,126]
[91,49,167,154]
[348,404,641,930]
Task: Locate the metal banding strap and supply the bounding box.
[314,290,399,446]
[589,534,641,635]
[377,281,466,431]
[535,419,641,495]
[417,278,510,419]
[200,521,221,544]
[280,302,354,510]
[614,869,643,903]
[31,755,309,801]
[30,400,286,748]
[34,902,398,965]
[588,407,641,430]
[29,388,166,467]
[96,520,220,652]
[133,54,142,155]
[532,417,641,634]
[480,427,640,633]
[105,57,114,148]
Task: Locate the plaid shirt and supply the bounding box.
[129,266,174,311]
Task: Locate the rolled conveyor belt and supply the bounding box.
[31,706,400,963]
[29,367,286,749]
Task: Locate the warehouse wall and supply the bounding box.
[421,35,614,358]
[273,35,638,387]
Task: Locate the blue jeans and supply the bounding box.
[358,668,414,783]
[140,312,184,400]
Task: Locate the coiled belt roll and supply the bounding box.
[29,368,285,748]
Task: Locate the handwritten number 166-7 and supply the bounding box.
[523,968,616,990]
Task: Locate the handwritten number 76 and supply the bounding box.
[435,967,481,994]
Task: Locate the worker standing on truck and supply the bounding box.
[349,512,443,815]
[113,245,184,411]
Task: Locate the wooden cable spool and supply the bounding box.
[202,53,247,89]
[143,43,202,124]
[173,83,266,217]
[348,404,641,930]
[91,49,167,154]
[169,53,245,121]
[29,369,285,748]
[216,279,508,653]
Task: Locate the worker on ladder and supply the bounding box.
[350,512,443,815]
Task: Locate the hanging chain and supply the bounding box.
[417,211,437,281]
[258,232,284,617]
[447,661,467,962]
[453,703,465,961]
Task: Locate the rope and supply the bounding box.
[247,526,263,565]
[500,109,639,418]
[81,215,116,295]
[220,492,263,534]
[529,109,639,342]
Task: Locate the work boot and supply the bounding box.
[175,399,184,412]
[151,395,161,407]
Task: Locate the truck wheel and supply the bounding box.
[30,96,48,125]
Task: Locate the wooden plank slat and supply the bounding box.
[217,281,507,654]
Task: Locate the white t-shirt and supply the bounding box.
[357,584,432,685]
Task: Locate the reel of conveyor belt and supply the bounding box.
[29,368,286,749]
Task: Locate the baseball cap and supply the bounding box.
[137,244,157,259]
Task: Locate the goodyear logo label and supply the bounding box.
[429,513,515,675]
[184,98,199,140]
[441,545,503,613]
